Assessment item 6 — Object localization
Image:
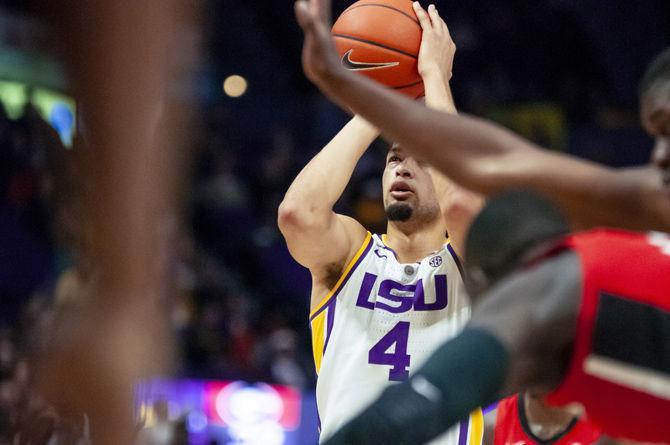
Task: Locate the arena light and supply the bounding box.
[223,75,248,98]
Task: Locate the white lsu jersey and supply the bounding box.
[310,232,484,444]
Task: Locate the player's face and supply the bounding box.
[382,145,440,223]
[641,82,670,194]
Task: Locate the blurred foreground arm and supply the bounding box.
[294,0,670,232]
[37,2,195,444]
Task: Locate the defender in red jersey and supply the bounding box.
[544,229,670,442]
[322,191,670,445]
[485,392,603,445]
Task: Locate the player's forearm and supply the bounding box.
[315,71,661,233]
[316,69,530,195]
[280,116,378,221]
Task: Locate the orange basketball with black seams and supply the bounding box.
[332,0,424,98]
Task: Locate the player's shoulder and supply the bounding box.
[310,215,369,271]
[310,220,373,292]
[333,214,372,251]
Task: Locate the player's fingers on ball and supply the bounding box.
[427,4,437,20]
[427,5,440,31]
[412,2,432,30]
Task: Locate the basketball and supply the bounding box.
[332,0,424,98]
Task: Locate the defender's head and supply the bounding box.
[464,190,569,298]
[382,144,441,227]
[640,47,670,193]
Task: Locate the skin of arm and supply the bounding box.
[294,0,670,232]
[415,3,484,256]
[278,115,375,310]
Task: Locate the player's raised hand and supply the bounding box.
[295,0,342,85]
[413,2,456,83]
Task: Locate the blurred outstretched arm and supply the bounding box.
[37,2,196,444]
[294,0,670,232]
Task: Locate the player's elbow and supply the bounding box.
[277,199,323,235]
[277,200,301,233]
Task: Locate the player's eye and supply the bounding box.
[388,155,401,164]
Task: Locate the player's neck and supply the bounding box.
[384,221,447,263]
[523,392,578,440]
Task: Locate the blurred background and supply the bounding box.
[0,0,667,444]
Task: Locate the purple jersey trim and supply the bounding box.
[447,243,465,280]
[323,298,337,354]
[458,418,469,445]
[482,402,498,415]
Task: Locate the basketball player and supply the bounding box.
[321,190,670,444]
[278,4,484,444]
[294,0,670,232]
[292,1,670,442]
[483,391,606,445]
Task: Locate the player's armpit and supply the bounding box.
[280,211,367,311]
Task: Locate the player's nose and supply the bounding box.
[395,163,413,178]
[652,138,670,171]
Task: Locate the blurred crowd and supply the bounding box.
[0,104,88,443]
[0,103,323,443]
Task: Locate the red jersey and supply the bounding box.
[493,394,601,445]
[546,229,670,443]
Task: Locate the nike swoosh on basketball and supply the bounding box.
[341,49,399,71]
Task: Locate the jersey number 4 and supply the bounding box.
[368,321,411,381]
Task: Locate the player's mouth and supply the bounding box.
[390,181,414,200]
